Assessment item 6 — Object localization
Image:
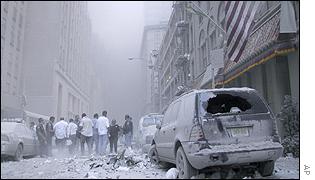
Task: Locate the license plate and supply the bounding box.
[230,127,249,137]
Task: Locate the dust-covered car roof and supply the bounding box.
[1,122,19,133]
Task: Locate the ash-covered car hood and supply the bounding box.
[142,125,157,136]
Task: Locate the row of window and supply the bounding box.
[58,2,91,96]
[1,2,25,97]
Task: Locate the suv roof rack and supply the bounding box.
[174,89,196,100]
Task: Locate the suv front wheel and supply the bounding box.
[176,146,197,179]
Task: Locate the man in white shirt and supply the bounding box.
[53,117,68,153]
[92,113,99,154]
[67,118,77,155]
[96,110,110,155]
[79,113,93,155]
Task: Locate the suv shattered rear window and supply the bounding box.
[199,90,269,116]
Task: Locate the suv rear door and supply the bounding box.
[198,90,276,145]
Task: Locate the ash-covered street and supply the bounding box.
[1,148,299,179]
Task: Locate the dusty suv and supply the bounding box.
[149,88,283,178]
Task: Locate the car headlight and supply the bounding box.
[1,134,10,142]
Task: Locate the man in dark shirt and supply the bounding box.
[74,115,81,152]
[46,116,55,156]
[108,119,120,154]
[123,115,133,149]
[36,118,47,157]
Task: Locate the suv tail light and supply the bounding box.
[271,118,281,143]
[190,124,205,141]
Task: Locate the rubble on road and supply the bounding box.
[84,172,97,179]
[116,166,130,171]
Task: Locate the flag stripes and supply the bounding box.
[225,1,260,62]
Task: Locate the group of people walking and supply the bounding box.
[31,111,134,158]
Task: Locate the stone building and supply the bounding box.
[22,1,92,120]
[154,1,192,113]
[215,1,299,136]
[155,1,299,136]
[1,1,28,119]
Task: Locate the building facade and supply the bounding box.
[1,1,28,119]
[155,1,191,113]
[156,1,299,137]
[215,1,299,136]
[140,2,172,114]
[22,1,92,120]
[140,23,168,114]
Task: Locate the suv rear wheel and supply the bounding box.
[14,144,23,161]
[176,146,197,179]
[258,160,275,177]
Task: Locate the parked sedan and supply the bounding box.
[1,121,38,161]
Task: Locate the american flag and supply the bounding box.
[225,1,260,62]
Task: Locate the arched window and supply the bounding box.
[207,16,215,51]
[207,1,211,13]
[217,2,225,30]
[189,25,194,51]
[199,30,205,46]
[217,2,225,48]
[199,30,207,70]
[207,15,214,34]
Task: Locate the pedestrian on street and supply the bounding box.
[46,116,55,156]
[30,122,39,155]
[96,110,110,155]
[53,117,68,154]
[30,121,36,131]
[108,119,120,154]
[79,113,93,155]
[36,118,47,157]
[123,115,133,149]
[74,115,81,152]
[67,118,78,155]
[92,113,99,154]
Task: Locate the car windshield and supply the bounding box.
[155,115,163,124]
[142,117,156,127]
[199,90,269,116]
[1,122,17,133]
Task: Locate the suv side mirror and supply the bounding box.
[156,124,161,130]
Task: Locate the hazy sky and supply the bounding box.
[88,2,146,126]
